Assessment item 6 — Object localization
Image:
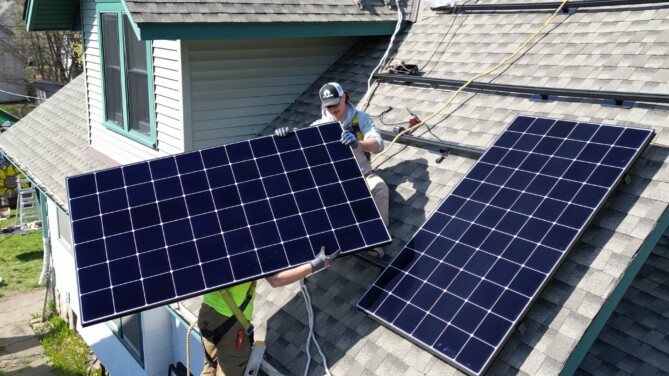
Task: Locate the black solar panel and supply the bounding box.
[357,115,653,375]
[68,121,390,326]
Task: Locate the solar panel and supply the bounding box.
[67,121,391,326]
[357,115,653,375]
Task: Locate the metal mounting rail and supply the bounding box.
[374,73,669,106]
[378,129,485,158]
[432,0,669,12]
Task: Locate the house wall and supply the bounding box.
[142,308,173,376]
[47,198,175,376]
[185,37,355,150]
[171,314,205,376]
[81,0,184,164]
[0,28,28,103]
[0,50,27,102]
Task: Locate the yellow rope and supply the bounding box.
[186,320,197,376]
[371,0,570,165]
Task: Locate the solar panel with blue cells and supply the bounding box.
[68,121,390,326]
[357,115,653,375]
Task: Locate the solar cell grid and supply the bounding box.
[358,115,653,375]
[68,121,391,326]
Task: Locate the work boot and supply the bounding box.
[368,247,385,259]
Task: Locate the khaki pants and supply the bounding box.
[198,304,252,376]
[366,172,389,227]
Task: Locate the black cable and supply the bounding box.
[421,0,475,72]
[88,356,99,376]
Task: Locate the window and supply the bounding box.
[57,207,72,250]
[108,313,144,365]
[98,3,155,147]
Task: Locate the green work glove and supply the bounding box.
[309,246,340,273]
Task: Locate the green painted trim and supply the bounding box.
[24,0,79,31]
[165,305,203,341]
[97,6,111,127]
[0,109,19,123]
[118,12,129,138]
[136,21,402,41]
[24,0,36,31]
[560,204,669,375]
[102,121,156,148]
[120,0,143,42]
[145,40,157,145]
[97,3,157,149]
[105,314,145,367]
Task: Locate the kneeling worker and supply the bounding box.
[198,248,338,376]
[276,82,389,227]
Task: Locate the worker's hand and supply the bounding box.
[275,127,292,137]
[309,246,340,274]
[340,131,359,149]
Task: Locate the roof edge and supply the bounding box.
[136,21,406,41]
[24,0,80,32]
[560,201,669,375]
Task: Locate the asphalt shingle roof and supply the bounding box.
[0,75,113,210]
[252,2,669,374]
[3,1,668,375]
[124,0,412,24]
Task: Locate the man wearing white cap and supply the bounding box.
[275,82,390,230]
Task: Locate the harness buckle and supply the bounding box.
[245,323,255,336]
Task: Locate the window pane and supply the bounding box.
[101,13,124,127]
[120,314,142,357]
[123,15,151,136]
[57,209,71,246]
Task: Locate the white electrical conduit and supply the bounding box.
[359,0,404,110]
[38,236,51,285]
[300,279,332,376]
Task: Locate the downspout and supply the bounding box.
[38,190,51,285]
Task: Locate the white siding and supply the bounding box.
[187,37,355,149]
[46,199,148,375]
[48,197,176,375]
[81,0,184,164]
[143,308,173,376]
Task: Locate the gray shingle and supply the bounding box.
[0,75,112,210]
[124,0,411,24]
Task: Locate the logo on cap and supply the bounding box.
[322,90,334,99]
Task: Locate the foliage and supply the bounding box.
[0,223,43,297]
[34,315,101,376]
[4,0,83,83]
[0,103,37,118]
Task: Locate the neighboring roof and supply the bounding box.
[30,80,66,98]
[246,2,669,375]
[0,74,112,210]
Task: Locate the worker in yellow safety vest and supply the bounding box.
[198,247,338,376]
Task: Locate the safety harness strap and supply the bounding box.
[350,112,371,161]
[201,281,256,347]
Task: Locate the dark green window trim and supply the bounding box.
[136,21,402,41]
[107,313,145,367]
[97,2,156,149]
